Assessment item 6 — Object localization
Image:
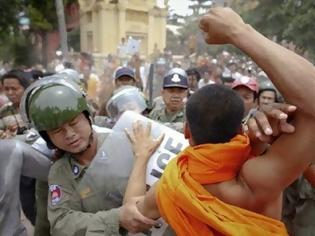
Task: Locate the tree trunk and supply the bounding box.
[55,0,69,60]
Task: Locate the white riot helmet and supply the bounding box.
[106,86,147,121]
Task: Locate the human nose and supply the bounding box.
[64,125,76,139]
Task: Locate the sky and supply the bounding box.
[158,0,191,16]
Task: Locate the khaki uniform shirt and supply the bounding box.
[283,177,315,236]
[47,132,123,236]
[149,107,185,133]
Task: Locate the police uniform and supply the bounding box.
[149,107,185,133]
[149,68,188,133]
[0,103,38,226]
[0,140,51,236]
[283,177,315,236]
[48,131,128,236]
[15,131,53,236]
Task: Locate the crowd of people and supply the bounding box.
[0,7,315,236]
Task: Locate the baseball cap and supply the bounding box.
[231,75,258,93]
[163,68,188,89]
[114,67,135,80]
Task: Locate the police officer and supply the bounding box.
[149,68,188,133]
[258,80,278,107]
[0,139,51,236]
[21,75,157,236]
[114,67,137,89]
[95,85,147,128]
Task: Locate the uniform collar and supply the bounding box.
[67,131,109,179]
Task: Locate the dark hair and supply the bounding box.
[80,52,93,67]
[186,68,201,81]
[1,69,31,89]
[30,70,44,81]
[63,61,74,69]
[186,84,244,145]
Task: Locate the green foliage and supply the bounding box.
[0,0,21,33]
[241,0,315,60]
[0,0,78,66]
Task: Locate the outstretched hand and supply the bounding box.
[246,103,296,144]
[125,121,164,163]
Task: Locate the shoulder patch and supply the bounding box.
[49,185,62,205]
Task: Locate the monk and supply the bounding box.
[123,8,315,236]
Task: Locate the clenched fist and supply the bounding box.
[199,7,247,45]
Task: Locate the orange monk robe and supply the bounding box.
[156,134,288,236]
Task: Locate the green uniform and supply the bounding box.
[149,107,185,133]
[47,131,125,236]
[282,177,315,236]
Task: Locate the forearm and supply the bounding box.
[232,25,315,115]
[136,184,160,220]
[123,159,148,203]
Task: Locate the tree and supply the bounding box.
[240,0,315,60]
[0,0,77,67]
[55,0,69,59]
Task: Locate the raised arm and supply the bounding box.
[200,8,315,116]
[200,8,315,203]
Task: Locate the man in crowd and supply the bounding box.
[0,69,39,228]
[123,7,315,235]
[114,66,137,89]
[258,80,278,106]
[0,69,30,137]
[231,75,258,119]
[197,65,216,88]
[186,68,201,94]
[149,68,188,133]
[22,76,159,235]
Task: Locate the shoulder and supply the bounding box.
[149,107,164,119]
[49,156,70,181]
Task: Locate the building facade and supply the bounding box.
[78,0,167,57]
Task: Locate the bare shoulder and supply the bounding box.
[240,113,315,204]
[203,178,256,210]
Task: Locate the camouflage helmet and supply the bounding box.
[20,75,89,131]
